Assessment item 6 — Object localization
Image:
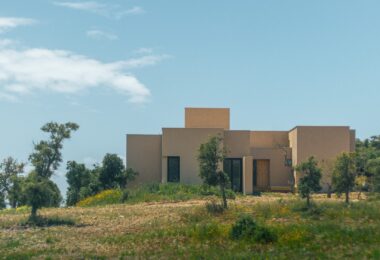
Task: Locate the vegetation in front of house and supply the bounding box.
[65,155,138,206]
[295,156,322,207]
[1,194,380,259]
[198,134,230,209]
[76,183,236,207]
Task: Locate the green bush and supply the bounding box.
[121,190,129,203]
[191,222,222,241]
[206,200,225,214]
[230,215,276,243]
[21,215,76,227]
[76,183,236,207]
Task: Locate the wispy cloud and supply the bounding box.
[86,29,118,40]
[0,47,167,103]
[0,39,15,47]
[0,17,36,33]
[134,48,154,55]
[54,1,145,19]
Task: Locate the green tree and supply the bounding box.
[332,152,357,204]
[0,192,5,210]
[27,122,78,219]
[23,173,62,218]
[367,158,380,192]
[98,154,125,190]
[197,135,229,209]
[295,157,322,207]
[118,168,138,189]
[7,175,26,208]
[29,122,79,178]
[65,161,92,206]
[0,157,25,208]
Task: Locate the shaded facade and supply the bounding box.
[127,108,355,194]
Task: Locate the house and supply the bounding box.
[126,108,355,194]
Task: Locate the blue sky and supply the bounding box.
[1,0,379,196]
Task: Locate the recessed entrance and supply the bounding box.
[253,159,270,191]
[223,158,242,192]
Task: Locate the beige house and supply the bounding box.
[127,108,355,194]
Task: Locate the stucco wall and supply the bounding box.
[296,126,351,163]
[224,130,250,157]
[243,156,253,194]
[126,134,162,186]
[250,131,289,148]
[185,108,230,129]
[250,147,293,189]
[162,128,224,184]
[292,126,354,189]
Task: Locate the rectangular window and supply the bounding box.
[167,156,180,182]
[223,158,242,192]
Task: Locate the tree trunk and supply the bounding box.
[220,184,228,209]
[327,185,332,198]
[345,191,349,204]
[306,195,310,208]
[30,205,38,220]
[357,190,361,200]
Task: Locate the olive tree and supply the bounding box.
[27,122,78,219]
[332,152,356,204]
[295,157,322,207]
[197,135,229,209]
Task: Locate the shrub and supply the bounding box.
[230,215,276,243]
[21,215,76,227]
[76,189,122,207]
[206,200,225,214]
[121,190,129,203]
[191,221,222,241]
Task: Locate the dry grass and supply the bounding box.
[0,192,379,259]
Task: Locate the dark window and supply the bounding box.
[167,156,180,182]
[223,158,242,192]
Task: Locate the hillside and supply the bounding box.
[1,193,380,259]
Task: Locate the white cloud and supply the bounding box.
[0,17,35,33]
[86,29,118,40]
[0,39,14,48]
[0,47,167,103]
[54,1,145,19]
[0,92,18,102]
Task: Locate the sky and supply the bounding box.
[1,0,380,197]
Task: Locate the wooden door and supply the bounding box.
[253,159,270,190]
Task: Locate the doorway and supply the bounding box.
[223,158,242,192]
[253,159,270,190]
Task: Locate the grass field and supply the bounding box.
[1,192,380,259]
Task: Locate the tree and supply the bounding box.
[29,122,79,178]
[27,122,78,218]
[355,175,368,200]
[118,168,138,189]
[0,192,6,210]
[7,175,26,208]
[98,154,125,190]
[319,159,335,198]
[367,158,380,192]
[0,157,25,208]
[66,161,92,206]
[197,135,229,209]
[23,173,62,218]
[295,157,322,207]
[332,152,356,204]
